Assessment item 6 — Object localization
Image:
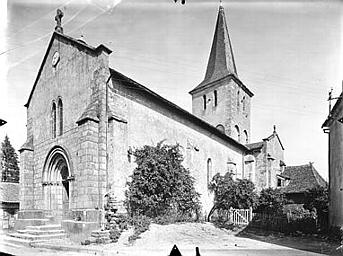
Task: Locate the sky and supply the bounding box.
[0,0,342,180]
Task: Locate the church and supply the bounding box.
[16,5,284,234]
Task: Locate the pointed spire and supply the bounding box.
[190,4,237,94]
[205,5,237,80]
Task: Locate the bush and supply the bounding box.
[125,142,201,219]
[303,185,328,231]
[255,188,289,215]
[207,172,258,221]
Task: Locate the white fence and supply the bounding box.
[212,207,254,225]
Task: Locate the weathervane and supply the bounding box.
[55,9,64,34]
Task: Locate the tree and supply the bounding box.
[125,141,200,218]
[255,188,288,215]
[207,172,258,221]
[1,135,19,183]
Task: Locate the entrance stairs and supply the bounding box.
[4,224,66,247]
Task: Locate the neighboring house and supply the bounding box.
[322,90,343,227]
[281,163,327,204]
[0,182,19,229]
[246,126,285,191]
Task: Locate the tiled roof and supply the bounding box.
[282,164,327,194]
[0,182,19,203]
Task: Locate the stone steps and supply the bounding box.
[2,235,33,247]
[25,224,62,231]
[8,232,65,241]
[17,229,65,236]
[5,224,66,247]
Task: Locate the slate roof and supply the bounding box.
[282,164,327,194]
[109,68,250,153]
[189,6,253,97]
[0,182,19,203]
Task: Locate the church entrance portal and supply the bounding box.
[43,147,71,222]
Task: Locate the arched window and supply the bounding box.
[237,91,240,111]
[216,124,225,133]
[52,102,56,138]
[203,95,207,110]
[207,158,212,186]
[58,98,63,136]
[214,90,218,107]
[234,125,240,142]
[243,130,248,143]
[242,96,246,112]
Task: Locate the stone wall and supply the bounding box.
[191,77,251,143]
[327,100,343,227]
[107,77,247,216]
[21,34,110,215]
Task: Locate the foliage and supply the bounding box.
[207,172,258,221]
[303,185,328,215]
[127,215,151,242]
[1,135,19,183]
[303,185,329,231]
[125,142,201,219]
[255,188,289,214]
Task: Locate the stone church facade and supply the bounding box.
[17,6,283,232]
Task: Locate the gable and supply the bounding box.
[25,32,112,144]
[25,32,112,108]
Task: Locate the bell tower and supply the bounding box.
[189,5,253,144]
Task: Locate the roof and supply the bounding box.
[246,129,285,152]
[322,92,343,128]
[0,182,19,203]
[24,31,112,108]
[189,6,253,97]
[282,163,327,194]
[19,136,33,152]
[109,68,250,153]
[246,141,264,151]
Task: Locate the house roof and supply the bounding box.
[24,31,112,108]
[282,163,327,194]
[246,128,285,152]
[189,6,253,97]
[109,68,250,153]
[322,92,343,128]
[0,182,19,203]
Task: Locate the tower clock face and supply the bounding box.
[52,51,60,67]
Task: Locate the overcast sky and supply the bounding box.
[1,0,342,180]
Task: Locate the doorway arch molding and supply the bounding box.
[42,146,74,184]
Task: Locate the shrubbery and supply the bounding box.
[255,188,289,214]
[207,172,258,221]
[125,141,201,219]
[122,142,202,241]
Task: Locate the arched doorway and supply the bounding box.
[42,147,72,222]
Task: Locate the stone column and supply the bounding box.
[19,148,34,210]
